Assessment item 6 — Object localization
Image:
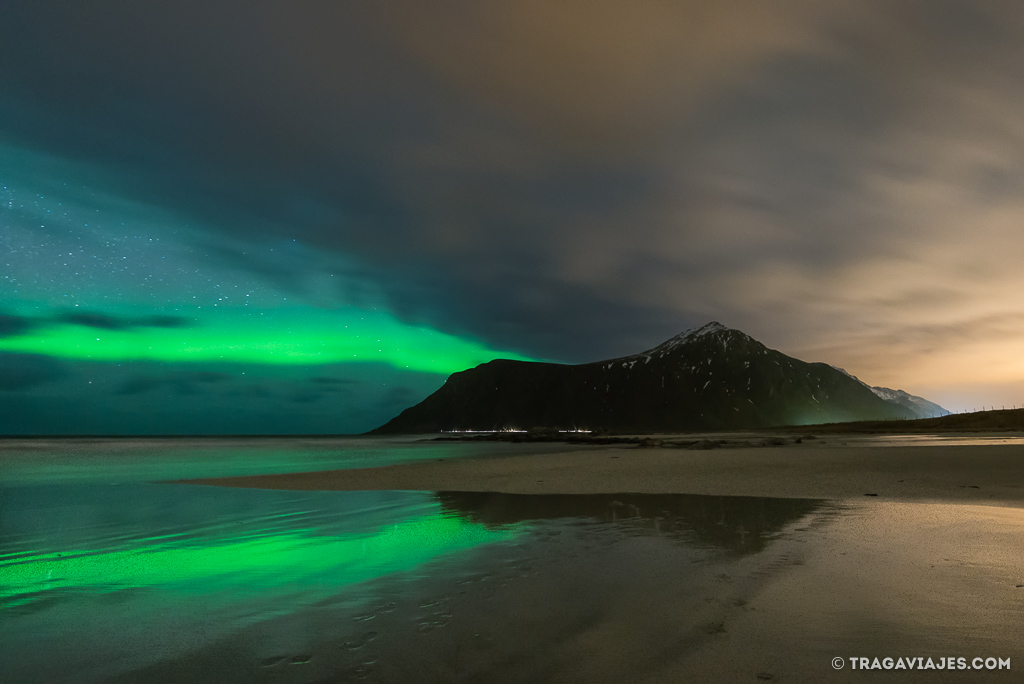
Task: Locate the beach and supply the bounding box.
[183,437,1024,506]
[168,436,1024,682]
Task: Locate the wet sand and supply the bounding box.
[182,442,1024,506]
[173,440,1024,682]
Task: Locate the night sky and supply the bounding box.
[3,2,1024,434]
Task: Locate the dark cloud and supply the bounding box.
[0,353,66,391]
[188,371,231,383]
[378,385,420,414]
[0,312,39,339]
[116,370,231,395]
[309,376,358,388]
[54,311,192,331]
[290,377,362,402]
[0,357,449,434]
[290,389,325,404]
[239,385,273,399]
[116,376,164,396]
[57,312,132,330]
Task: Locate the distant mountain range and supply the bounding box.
[832,367,950,419]
[373,322,946,434]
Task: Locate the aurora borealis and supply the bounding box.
[0,305,533,373]
[5,1,1024,432]
[1,145,537,433]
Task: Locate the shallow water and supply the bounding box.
[0,435,592,485]
[0,439,578,682]
[2,440,1022,683]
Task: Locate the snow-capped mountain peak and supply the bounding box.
[646,321,747,357]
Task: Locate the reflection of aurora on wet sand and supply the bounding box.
[0,440,541,683]
[1,513,518,611]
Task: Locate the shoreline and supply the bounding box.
[177,442,1024,506]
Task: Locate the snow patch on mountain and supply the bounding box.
[831,366,949,419]
[645,321,749,358]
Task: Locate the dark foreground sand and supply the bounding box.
[174,440,1024,683]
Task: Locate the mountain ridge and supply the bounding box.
[832,366,949,419]
[373,322,925,434]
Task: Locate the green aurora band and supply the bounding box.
[0,307,538,375]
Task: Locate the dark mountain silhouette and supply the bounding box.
[372,322,919,434]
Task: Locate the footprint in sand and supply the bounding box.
[261,654,312,667]
[343,632,378,650]
[353,601,397,622]
[347,659,378,680]
[416,612,453,632]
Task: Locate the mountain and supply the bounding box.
[372,322,920,434]
[832,367,950,419]
[869,387,949,419]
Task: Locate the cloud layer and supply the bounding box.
[4,1,1024,421]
